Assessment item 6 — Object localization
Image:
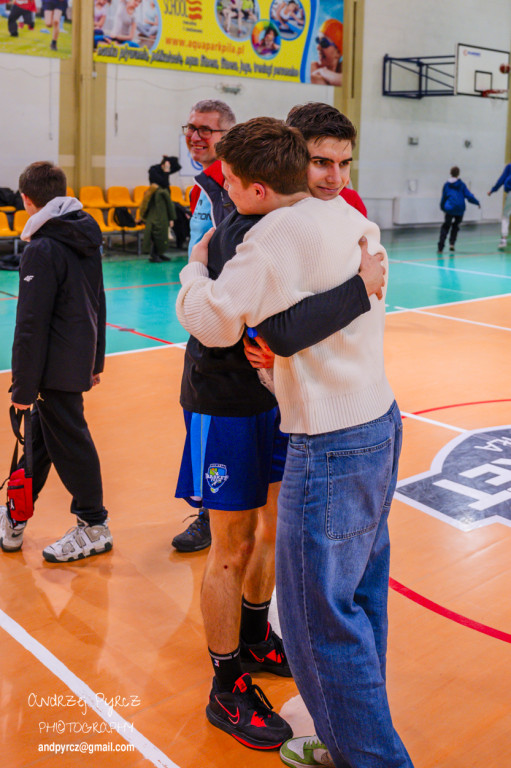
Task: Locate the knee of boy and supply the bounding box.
[213,535,256,571]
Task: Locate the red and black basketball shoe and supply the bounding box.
[240,623,292,677]
[206,672,292,750]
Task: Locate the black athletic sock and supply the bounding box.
[240,596,271,645]
[209,646,243,692]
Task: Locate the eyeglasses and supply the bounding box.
[315,36,336,49]
[182,124,228,139]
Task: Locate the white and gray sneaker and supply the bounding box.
[0,505,27,552]
[42,517,113,563]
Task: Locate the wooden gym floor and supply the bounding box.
[0,222,510,767]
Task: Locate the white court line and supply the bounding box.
[107,342,186,357]
[400,411,468,433]
[394,305,511,333]
[0,609,180,768]
[388,258,511,281]
[387,291,511,315]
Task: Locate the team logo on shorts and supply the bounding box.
[205,464,229,494]
[395,425,511,531]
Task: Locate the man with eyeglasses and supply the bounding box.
[311,18,342,86]
[171,99,237,555]
[182,100,236,255]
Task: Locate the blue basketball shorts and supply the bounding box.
[42,0,67,12]
[175,408,288,511]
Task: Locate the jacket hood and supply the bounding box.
[21,196,83,241]
[447,178,462,186]
[24,199,103,258]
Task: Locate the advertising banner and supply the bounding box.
[93,0,343,85]
[0,0,72,58]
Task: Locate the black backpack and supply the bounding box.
[113,207,136,228]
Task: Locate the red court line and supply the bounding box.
[106,322,175,345]
[401,398,511,422]
[389,578,511,644]
[397,397,511,642]
[414,399,511,414]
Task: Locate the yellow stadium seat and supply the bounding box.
[184,185,193,207]
[83,207,119,233]
[107,207,144,231]
[133,185,150,206]
[84,207,127,251]
[0,205,15,213]
[0,211,16,237]
[106,186,137,207]
[66,186,75,198]
[79,186,110,209]
[13,210,29,235]
[170,185,187,206]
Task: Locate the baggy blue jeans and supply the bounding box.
[276,401,414,768]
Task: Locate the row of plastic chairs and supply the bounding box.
[0,210,29,254]
[0,184,192,216]
[85,207,145,234]
[0,207,146,240]
[73,185,193,209]
[0,209,28,237]
[0,207,145,255]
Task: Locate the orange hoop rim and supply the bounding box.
[480,88,508,97]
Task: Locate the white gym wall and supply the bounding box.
[102,67,332,188]
[0,53,60,189]
[359,0,511,228]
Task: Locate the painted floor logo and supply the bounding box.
[395,425,511,531]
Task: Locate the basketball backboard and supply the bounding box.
[456,43,510,98]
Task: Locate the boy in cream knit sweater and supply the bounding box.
[177,118,414,768]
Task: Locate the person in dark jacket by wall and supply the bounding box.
[140,183,176,262]
[0,162,111,563]
[438,166,480,254]
[147,155,190,249]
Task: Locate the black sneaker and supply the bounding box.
[449,245,455,252]
[171,508,211,552]
[206,672,292,750]
[50,40,57,50]
[240,623,292,677]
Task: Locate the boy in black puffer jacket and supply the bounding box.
[0,162,111,563]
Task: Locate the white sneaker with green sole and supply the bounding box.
[280,736,335,767]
